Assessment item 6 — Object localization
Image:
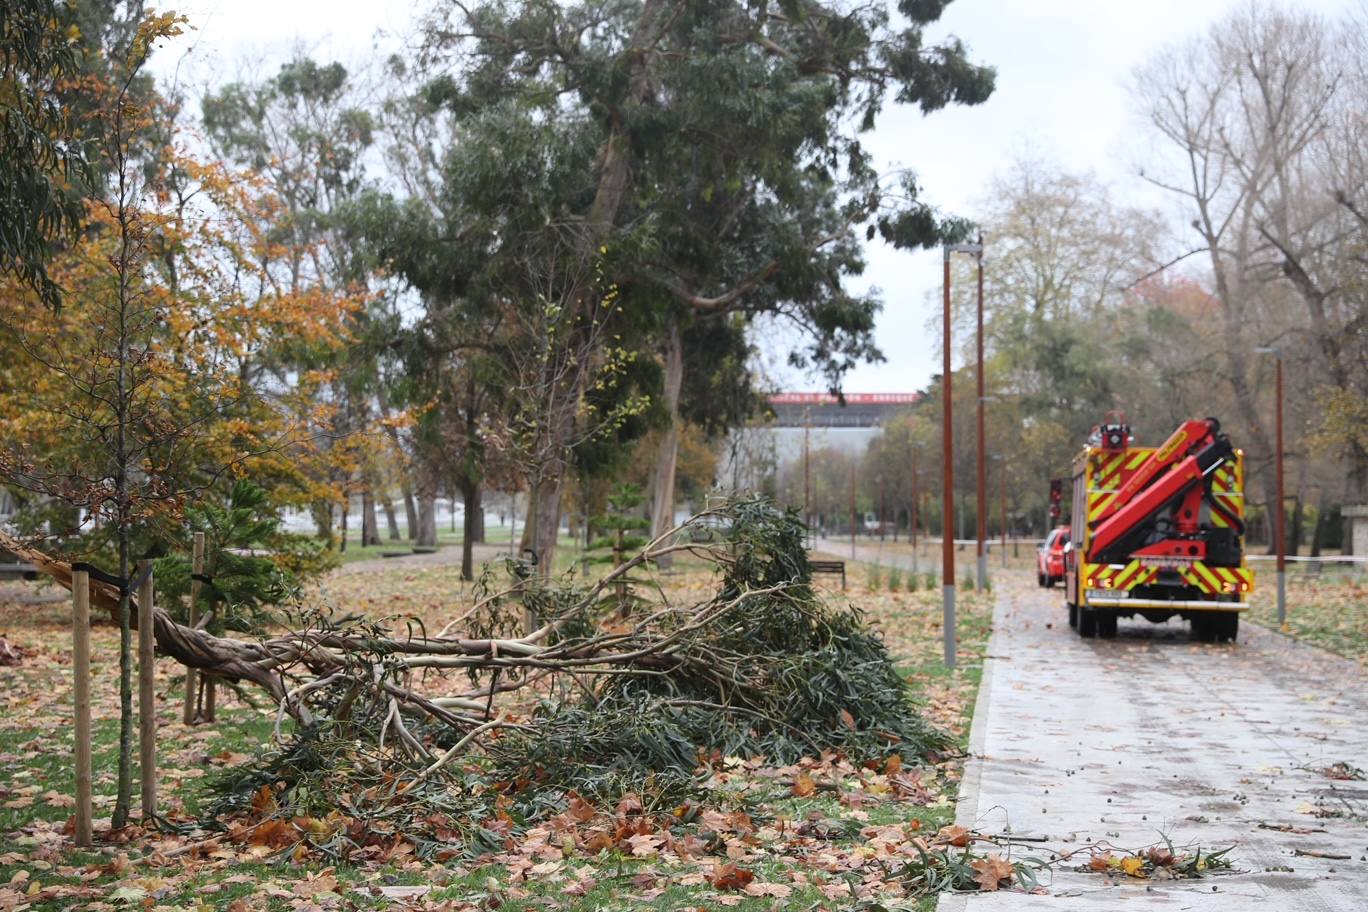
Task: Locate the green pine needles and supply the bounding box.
[206,496,951,845]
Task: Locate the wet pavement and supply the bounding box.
[940,580,1368,911]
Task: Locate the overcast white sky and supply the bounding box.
[148,0,1358,394]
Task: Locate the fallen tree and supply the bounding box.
[3,498,951,848]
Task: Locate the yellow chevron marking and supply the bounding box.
[1192,561,1224,593]
[1126,451,1149,469]
[1112,560,1143,589]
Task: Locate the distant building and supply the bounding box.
[717,393,918,492]
[767,392,920,428]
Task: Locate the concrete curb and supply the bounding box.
[935,592,1005,912]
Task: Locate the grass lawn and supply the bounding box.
[0,553,997,911]
[1246,567,1368,662]
[331,528,583,565]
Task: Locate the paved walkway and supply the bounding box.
[941,578,1368,910]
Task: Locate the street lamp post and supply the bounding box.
[1254,346,1286,626]
[849,460,857,560]
[993,454,1007,568]
[943,239,983,668]
[910,442,920,574]
[803,415,811,547]
[974,234,987,592]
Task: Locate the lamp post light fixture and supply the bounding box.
[942,238,984,668]
[1254,346,1286,627]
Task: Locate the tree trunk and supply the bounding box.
[650,321,685,550]
[473,500,485,543]
[403,487,419,541]
[114,526,134,830]
[311,501,334,544]
[339,499,348,553]
[1289,495,1303,558]
[361,489,381,547]
[383,499,401,541]
[460,478,481,582]
[416,488,438,548]
[1310,495,1326,558]
[520,474,566,576]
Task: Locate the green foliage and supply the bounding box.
[155,479,333,635]
[587,483,650,557]
[492,498,949,806]
[867,562,883,590]
[888,566,903,590]
[0,0,89,306]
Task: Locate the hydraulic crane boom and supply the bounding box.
[1087,418,1235,566]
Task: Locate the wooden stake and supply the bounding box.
[137,559,156,820]
[184,532,203,724]
[72,570,93,847]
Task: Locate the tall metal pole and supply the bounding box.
[999,456,1008,568]
[911,444,920,573]
[803,419,811,544]
[942,248,956,667]
[849,460,857,560]
[1275,355,1286,627]
[878,474,887,543]
[975,237,987,591]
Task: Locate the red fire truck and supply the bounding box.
[1064,415,1252,641]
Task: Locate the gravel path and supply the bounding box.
[940,576,1368,911]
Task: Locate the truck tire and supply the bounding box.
[1068,603,1078,628]
[1037,571,1046,587]
[1191,614,1216,643]
[1078,606,1098,638]
[1098,610,1118,639]
[1214,611,1239,643]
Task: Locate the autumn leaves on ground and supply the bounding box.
[0,549,995,912]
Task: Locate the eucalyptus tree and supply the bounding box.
[419,0,995,562]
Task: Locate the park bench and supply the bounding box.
[809,558,846,590]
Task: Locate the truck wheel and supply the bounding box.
[1037,571,1046,587]
[1191,614,1216,643]
[1098,610,1118,639]
[1078,607,1098,638]
[1068,603,1078,628]
[1214,611,1239,643]
[1045,575,1056,588]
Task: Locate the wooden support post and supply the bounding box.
[183,532,204,724]
[204,675,216,722]
[72,570,93,847]
[137,559,156,821]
